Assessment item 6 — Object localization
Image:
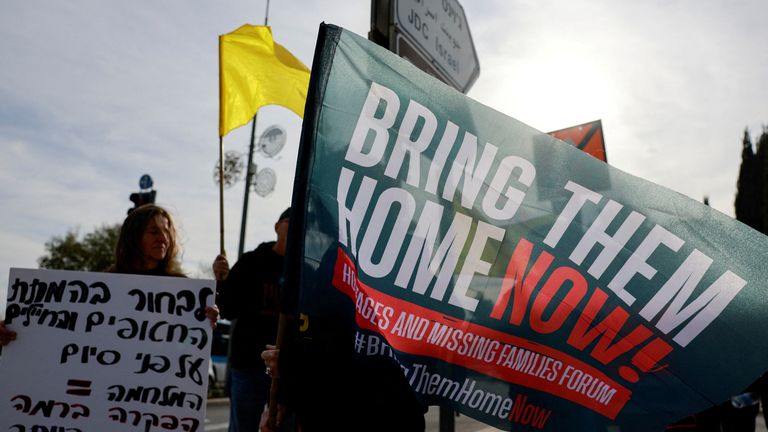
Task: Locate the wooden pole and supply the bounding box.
[267,312,287,428]
[218,136,225,255]
[262,4,284,428]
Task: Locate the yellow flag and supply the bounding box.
[219,25,310,137]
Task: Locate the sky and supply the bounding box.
[1,0,767,316]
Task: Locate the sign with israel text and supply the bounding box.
[0,269,214,432]
[292,24,768,431]
[393,0,479,92]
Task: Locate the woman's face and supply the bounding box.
[141,214,171,269]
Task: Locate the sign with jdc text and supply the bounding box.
[0,269,215,432]
[393,0,479,92]
[290,24,768,431]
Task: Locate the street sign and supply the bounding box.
[395,34,446,83]
[139,174,153,190]
[393,0,479,93]
[548,120,607,162]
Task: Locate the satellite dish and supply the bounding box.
[213,151,245,188]
[257,125,286,158]
[252,167,277,197]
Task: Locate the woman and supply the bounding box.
[109,204,187,277]
[1,204,218,347]
[109,204,218,326]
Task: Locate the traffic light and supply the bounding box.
[128,190,156,214]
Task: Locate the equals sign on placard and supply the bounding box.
[66,379,92,396]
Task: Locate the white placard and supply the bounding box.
[0,268,215,432]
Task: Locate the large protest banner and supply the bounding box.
[285,24,768,431]
[0,268,214,432]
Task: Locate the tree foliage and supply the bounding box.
[735,130,758,228]
[756,131,768,234]
[38,224,121,272]
[735,127,768,233]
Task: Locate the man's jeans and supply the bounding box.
[228,367,271,432]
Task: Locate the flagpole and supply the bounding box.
[258,3,287,427]
[217,30,226,257]
[218,136,225,255]
[219,19,310,425]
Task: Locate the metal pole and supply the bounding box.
[235,2,271,258]
[237,114,258,258]
[439,407,455,432]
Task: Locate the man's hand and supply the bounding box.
[259,404,286,432]
[261,344,280,378]
[212,254,230,281]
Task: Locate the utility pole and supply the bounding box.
[236,0,271,258]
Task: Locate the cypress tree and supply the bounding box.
[735,129,758,230]
[755,129,768,233]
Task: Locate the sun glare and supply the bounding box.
[503,51,618,132]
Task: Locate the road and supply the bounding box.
[204,399,767,431]
[204,399,230,432]
[204,401,493,432]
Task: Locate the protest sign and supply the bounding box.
[286,24,768,431]
[0,268,214,432]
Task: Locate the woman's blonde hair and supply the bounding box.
[109,204,185,276]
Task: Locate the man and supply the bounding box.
[213,208,289,432]
[257,231,427,432]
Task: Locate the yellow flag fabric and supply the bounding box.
[219,25,310,137]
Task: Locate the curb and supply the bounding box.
[206,397,230,406]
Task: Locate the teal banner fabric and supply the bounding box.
[287,23,768,431]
